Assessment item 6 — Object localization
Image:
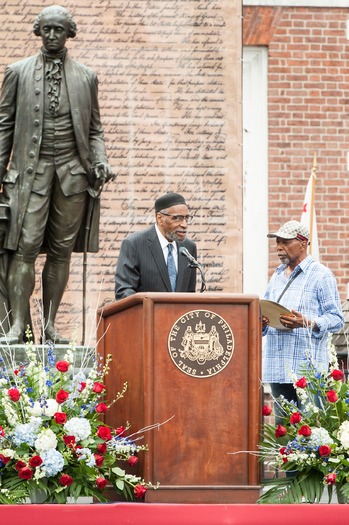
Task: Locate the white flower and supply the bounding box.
[64,417,91,441]
[76,447,96,467]
[338,421,349,449]
[34,428,58,453]
[29,399,60,417]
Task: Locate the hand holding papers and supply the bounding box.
[260,300,293,330]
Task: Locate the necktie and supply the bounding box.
[167,244,177,292]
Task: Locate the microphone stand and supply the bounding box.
[186,261,207,293]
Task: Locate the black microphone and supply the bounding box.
[179,246,200,266]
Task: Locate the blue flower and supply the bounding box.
[41,449,64,477]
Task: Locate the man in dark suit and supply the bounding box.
[0,6,113,344]
[115,192,197,299]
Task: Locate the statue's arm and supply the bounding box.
[0,67,18,181]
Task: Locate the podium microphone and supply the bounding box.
[179,246,206,293]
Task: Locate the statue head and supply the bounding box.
[33,5,77,39]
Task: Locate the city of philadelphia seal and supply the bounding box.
[168,309,234,378]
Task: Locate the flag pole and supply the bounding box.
[309,153,317,256]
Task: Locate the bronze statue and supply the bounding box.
[0,5,114,344]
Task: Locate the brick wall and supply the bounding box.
[243,6,349,300]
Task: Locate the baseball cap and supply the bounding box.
[267,220,309,242]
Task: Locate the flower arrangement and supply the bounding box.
[0,331,156,504]
[259,338,349,504]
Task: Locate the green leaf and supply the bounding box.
[112,466,126,477]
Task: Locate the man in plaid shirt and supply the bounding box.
[262,220,344,418]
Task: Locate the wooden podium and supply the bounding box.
[97,293,261,503]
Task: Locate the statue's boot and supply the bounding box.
[42,256,71,345]
[0,259,35,345]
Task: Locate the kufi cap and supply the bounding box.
[267,220,309,241]
[155,192,186,213]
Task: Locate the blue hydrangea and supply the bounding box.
[12,422,40,446]
[41,449,64,477]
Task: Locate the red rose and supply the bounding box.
[54,412,67,424]
[127,455,138,467]
[92,382,106,393]
[275,424,287,438]
[15,460,26,471]
[298,425,312,437]
[331,369,344,381]
[78,381,87,392]
[56,360,70,373]
[97,426,112,441]
[8,388,20,402]
[319,445,331,457]
[97,443,107,454]
[0,426,5,437]
[56,389,69,404]
[327,390,338,403]
[0,454,11,465]
[262,405,272,416]
[96,403,108,414]
[116,426,126,437]
[134,484,147,499]
[295,377,307,388]
[18,467,33,480]
[29,456,43,468]
[63,435,76,447]
[59,474,74,486]
[96,477,108,490]
[325,473,336,485]
[94,454,105,467]
[290,412,302,424]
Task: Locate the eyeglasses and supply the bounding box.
[159,212,194,224]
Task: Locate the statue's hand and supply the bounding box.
[93,162,115,183]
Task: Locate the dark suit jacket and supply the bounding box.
[115,225,197,299]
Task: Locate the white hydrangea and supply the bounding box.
[338,421,349,449]
[29,399,60,417]
[64,417,91,441]
[34,428,58,453]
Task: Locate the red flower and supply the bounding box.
[295,377,307,388]
[134,484,147,499]
[8,388,20,402]
[29,456,43,468]
[18,467,33,480]
[327,390,338,403]
[78,381,87,392]
[331,369,344,381]
[96,403,108,414]
[298,425,312,437]
[63,435,76,448]
[0,454,11,465]
[56,389,69,404]
[0,426,5,437]
[92,382,106,393]
[275,424,287,438]
[56,360,70,373]
[15,460,26,471]
[127,455,139,466]
[97,426,112,441]
[96,477,108,490]
[319,445,331,457]
[262,405,272,416]
[290,412,302,424]
[94,454,105,467]
[54,412,67,424]
[59,474,74,486]
[97,443,107,454]
[116,426,126,437]
[325,473,337,485]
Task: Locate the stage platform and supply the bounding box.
[0,503,347,524]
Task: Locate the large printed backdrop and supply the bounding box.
[0,0,242,342]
